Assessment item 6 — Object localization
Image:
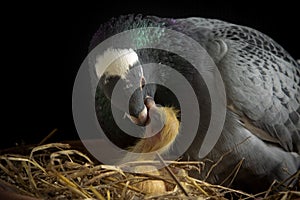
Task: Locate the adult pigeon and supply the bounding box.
[89,14,300,193]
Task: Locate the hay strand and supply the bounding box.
[0,142,298,199]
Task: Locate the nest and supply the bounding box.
[0,140,299,200]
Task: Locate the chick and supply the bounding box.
[129,104,180,155]
[125,98,180,195]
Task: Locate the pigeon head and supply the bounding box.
[95,48,157,126]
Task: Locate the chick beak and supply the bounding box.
[127,96,157,126]
[144,96,156,110]
[128,106,148,125]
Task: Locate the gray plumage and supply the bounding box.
[90,14,300,193]
[171,16,300,192]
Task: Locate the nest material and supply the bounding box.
[0,142,299,200]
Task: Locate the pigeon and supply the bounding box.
[89,14,300,193]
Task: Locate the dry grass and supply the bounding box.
[0,142,299,200]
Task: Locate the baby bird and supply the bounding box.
[122,97,180,195]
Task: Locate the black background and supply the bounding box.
[2,2,299,149]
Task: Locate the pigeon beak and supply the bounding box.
[127,106,148,125]
[127,96,157,126]
[144,96,156,109]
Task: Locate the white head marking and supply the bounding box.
[94,48,139,79]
